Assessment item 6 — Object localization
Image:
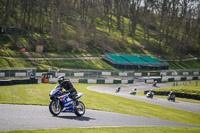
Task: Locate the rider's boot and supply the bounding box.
[72,97,80,109]
[75,101,80,109]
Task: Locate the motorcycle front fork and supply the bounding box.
[55,100,59,110]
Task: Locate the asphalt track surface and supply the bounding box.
[0,82,200,131]
[0,104,199,131]
[88,82,200,114]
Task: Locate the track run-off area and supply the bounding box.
[0,82,199,131]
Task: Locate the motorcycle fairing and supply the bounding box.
[58,92,84,112]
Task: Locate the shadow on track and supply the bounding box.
[55,115,96,121]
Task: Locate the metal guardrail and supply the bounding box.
[0,68,199,79]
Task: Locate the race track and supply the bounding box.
[0,104,198,131]
[88,82,200,114]
[0,82,200,131]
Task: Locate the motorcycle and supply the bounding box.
[130,88,137,95]
[152,81,157,87]
[115,87,121,93]
[168,94,175,102]
[146,91,154,99]
[49,86,85,116]
[130,91,136,95]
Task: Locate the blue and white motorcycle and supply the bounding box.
[49,86,85,116]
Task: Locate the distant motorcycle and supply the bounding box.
[168,94,175,102]
[146,91,154,99]
[130,88,137,95]
[130,91,136,95]
[152,81,157,87]
[49,86,85,116]
[116,87,121,93]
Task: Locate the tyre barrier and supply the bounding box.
[0,79,38,86]
[144,90,200,100]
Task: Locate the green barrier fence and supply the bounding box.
[78,79,88,83]
[113,80,121,84]
[181,77,187,81]
[168,78,175,82]
[97,79,105,84]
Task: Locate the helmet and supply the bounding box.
[58,76,64,84]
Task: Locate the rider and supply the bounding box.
[169,91,174,97]
[131,87,137,95]
[147,89,154,96]
[153,81,157,86]
[57,76,79,108]
[116,86,121,93]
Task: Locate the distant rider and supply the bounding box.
[146,89,154,97]
[57,76,79,108]
[116,86,121,93]
[153,81,157,87]
[168,91,174,97]
[130,88,137,95]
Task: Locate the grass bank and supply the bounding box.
[0,58,117,70]
[1,57,200,71]
[0,83,199,126]
[168,60,200,70]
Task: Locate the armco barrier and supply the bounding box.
[138,75,200,84]
[1,70,200,78]
[144,90,200,100]
[77,79,133,84]
[0,80,12,85]
[46,78,134,84]
[0,79,38,86]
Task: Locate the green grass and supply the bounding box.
[0,58,36,69]
[1,57,200,71]
[29,52,97,58]
[1,127,200,133]
[0,83,200,126]
[154,83,200,95]
[0,49,99,58]
[167,60,200,70]
[0,58,117,71]
[0,49,28,58]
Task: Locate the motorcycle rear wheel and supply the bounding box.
[49,100,62,116]
[75,101,85,116]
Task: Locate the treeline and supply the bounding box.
[0,0,200,60]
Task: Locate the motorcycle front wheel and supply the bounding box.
[49,100,62,116]
[75,101,85,116]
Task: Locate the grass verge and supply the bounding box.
[153,83,200,95]
[0,127,200,133]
